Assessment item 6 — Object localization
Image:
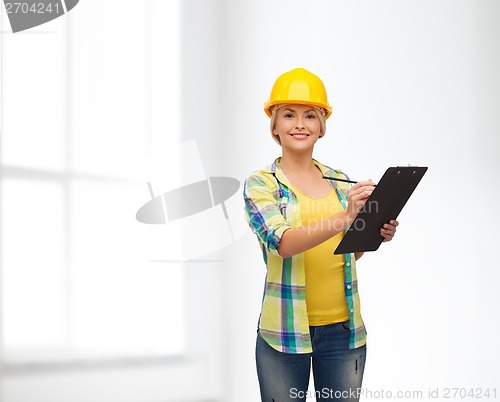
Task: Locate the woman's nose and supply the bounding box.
[295,118,305,129]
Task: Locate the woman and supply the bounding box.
[243,68,398,401]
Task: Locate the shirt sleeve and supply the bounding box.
[243,174,291,256]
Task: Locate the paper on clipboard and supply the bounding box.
[334,166,428,254]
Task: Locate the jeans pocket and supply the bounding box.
[340,320,351,332]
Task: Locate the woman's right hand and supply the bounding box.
[345,180,376,223]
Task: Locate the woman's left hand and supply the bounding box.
[380,220,399,242]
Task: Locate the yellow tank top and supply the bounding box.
[292,184,349,326]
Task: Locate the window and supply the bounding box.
[0,0,184,364]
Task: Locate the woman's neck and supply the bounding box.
[279,150,317,177]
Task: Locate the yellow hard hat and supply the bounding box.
[264,68,332,119]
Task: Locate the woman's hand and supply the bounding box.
[380,220,399,242]
[345,180,376,223]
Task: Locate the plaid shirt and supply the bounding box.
[243,157,367,354]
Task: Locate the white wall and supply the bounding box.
[215,0,500,400]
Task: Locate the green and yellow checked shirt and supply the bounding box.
[243,157,367,354]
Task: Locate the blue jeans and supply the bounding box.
[256,321,367,401]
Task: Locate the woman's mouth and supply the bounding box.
[290,133,309,139]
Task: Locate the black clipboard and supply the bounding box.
[334,166,428,254]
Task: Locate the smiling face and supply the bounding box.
[272,104,322,149]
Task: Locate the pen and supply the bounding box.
[322,176,358,184]
[322,176,377,186]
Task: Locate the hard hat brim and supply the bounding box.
[264,100,332,119]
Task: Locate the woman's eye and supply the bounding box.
[306,114,316,119]
[284,113,294,118]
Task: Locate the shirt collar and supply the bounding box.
[264,157,340,187]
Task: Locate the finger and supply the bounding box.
[349,187,373,198]
[381,225,396,235]
[349,181,365,191]
[384,230,395,238]
[354,191,374,205]
[351,187,375,199]
[383,223,397,232]
[380,230,394,242]
[350,180,375,191]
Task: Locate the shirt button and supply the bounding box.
[350,309,354,313]
[347,285,351,289]
[346,262,350,267]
